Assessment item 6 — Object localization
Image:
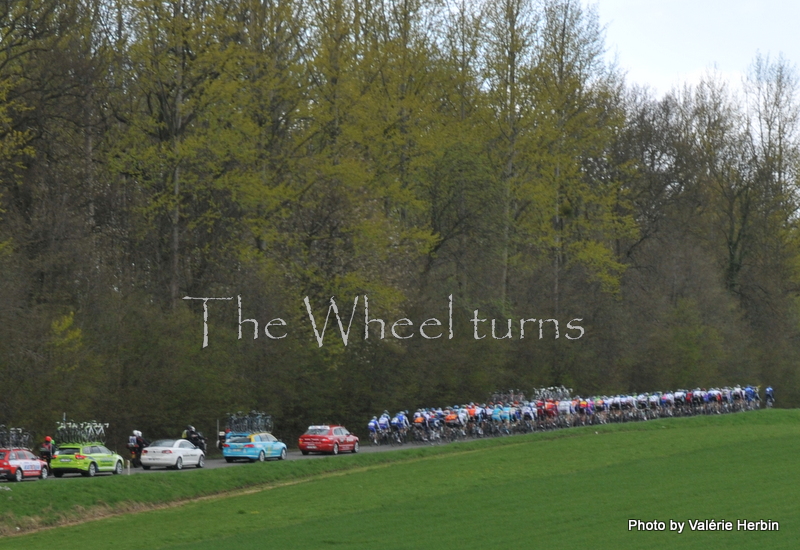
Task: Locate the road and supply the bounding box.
[48,442,419,478]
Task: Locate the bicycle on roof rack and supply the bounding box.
[56,420,109,444]
[0,426,34,449]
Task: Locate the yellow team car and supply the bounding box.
[51,443,124,477]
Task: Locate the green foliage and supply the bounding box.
[0,0,800,443]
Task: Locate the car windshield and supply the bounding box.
[228,437,251,443]
[304,428,330,435]
[150,439,176,448]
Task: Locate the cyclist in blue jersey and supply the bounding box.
[368,416,379,431]
[745,386,756,406]
[500,403,511,423]
[367,416,380,445]
[390,411,410,442]
[489,403,503,433]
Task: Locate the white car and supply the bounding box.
[140,439,205,470]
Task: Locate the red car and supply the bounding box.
[0,448,49,482]
[298,425,359,455]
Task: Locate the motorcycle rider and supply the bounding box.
[127,430,149,467]
[183,425,206,452]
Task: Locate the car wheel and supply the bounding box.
[174,457,183,470]
[196,455,205,468]
[54,471,64,478]
[84,463,97,477]
[279,448,287,460]
[40,467,49,480]
[225,457,234,463]
[258,451,266,462]
[332,443,339,455]
[352,441,359,454]
[142,465,151,470]
[301,450,309,456]
[114,461,123,475]
[14,468,23,482]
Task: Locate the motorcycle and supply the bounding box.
[187,432,207,452]
[126,443,144,467]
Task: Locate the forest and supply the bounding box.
[1,0,799,444]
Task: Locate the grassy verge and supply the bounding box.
[1,410,796,545]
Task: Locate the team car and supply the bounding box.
[51,443,124,477]
[298,425,359,455]
[140,439,205,470]
[222,432,287,462]
[0,448,49,481]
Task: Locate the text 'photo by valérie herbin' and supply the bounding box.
[0,1,797,548]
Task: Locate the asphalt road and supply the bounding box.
[45,442,416,478]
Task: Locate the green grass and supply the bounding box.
[2,410,797,549]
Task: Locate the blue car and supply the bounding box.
[222,432,287,462]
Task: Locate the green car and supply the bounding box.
[51,443,124,478]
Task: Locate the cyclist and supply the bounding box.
[745,385,756,405]
[521,401,534,422]
[390,411,410,442]
[584,397,595,419]
[660,391,674,415]
[467,403,478,422]
[367,416,380,444]
[491,402,503,425]
[457,405,469,427]
[544,399,557,427]
[444,408,459,426]
[400,410,411,431]
[412,410,428,441]
[707,388,721,410]
[765,386,775,407]
[378,410,391,431]
[635,392,648,410]
[483,403,494,426]
[39,436,55,471]
[557,398,572,425]
[426,409,441,441]
[674,389,686,408]
[502,402,513,426]
[576,397,589,423]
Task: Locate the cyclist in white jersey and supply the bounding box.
[457,406,469,426]
[378,411,391,431]
[521,402,534,420]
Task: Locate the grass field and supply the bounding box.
[1,410,797,549]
